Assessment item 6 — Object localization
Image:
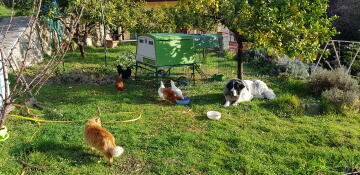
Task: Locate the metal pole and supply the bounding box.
[101,0,107,67]
[135,62,138,80]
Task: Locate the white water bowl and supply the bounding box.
[207,111,221,120]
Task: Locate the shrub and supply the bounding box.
[223,50,236,60]
[308,68,359,94]
[247,49,278,74]
[116,52,136,68]
[321,88,360,114]
[275,55,309,79]
[247,50,310,78]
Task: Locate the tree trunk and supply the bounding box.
[233,32,244,79]
[74,24,86,58]
[121,31,125,40]
[78,43,85,58]
[0,112,5,129]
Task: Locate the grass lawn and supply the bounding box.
[0,5,12,17]
[0,44,359,175]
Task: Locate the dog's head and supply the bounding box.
[226,79,246,97]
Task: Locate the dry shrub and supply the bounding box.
[308,68,359,94]
[322,88,360,114]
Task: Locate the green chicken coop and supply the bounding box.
[135,33,196,67]
[134,33,221,85]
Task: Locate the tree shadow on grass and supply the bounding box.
[267,76,315,99]
[189,93,224,106]
[11,141,97,166]
[38,78,226,110]
[193,115,210,121]
[63,46,135,65]
[37,80,164,106]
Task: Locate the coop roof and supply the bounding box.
[145,33,193,41]
[191,34,221,49]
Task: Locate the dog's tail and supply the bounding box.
[110,146,124,157]
[263,89,276,99]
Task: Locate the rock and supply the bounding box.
[302,103,322,114]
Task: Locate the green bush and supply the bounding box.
[321,88,360,114]
[308,68,359,94]
[270,94,303,117]
[247,49,278,75]
[116,52,136,68]
[223,50,236,60]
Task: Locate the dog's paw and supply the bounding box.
[223,101,230,107]
[232,103,239,106]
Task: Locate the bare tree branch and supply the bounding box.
[0,0,86,128]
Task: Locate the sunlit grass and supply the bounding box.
[0,5,13,17]
[0,45,359,175]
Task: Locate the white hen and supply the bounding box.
[170,80,184,99]
[158,81,165,99]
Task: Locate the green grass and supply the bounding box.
[0,5,13,17]
[1,45,360,175]
[0,4,31,17]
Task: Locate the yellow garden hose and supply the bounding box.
[7,112,141,124]
[103,113,142,124]
[7,114,85,123]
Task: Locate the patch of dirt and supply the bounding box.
[47,71,117,86]
[111,155,149,175]
[186,124,205,133]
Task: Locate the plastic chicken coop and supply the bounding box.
[135,33,221,86]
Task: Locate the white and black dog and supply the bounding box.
[223,79,276,107]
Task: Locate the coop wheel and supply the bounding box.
[177,76,188,87]
[155,70,167,78]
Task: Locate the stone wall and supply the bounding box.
[0,17,47,67]
[16,22,46,66]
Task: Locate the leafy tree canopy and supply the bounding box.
[179,0,337,62]
[173,5,219,33]
[106,0,146,33]
[134,6,177,34]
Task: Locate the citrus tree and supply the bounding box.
[61,0,103,58]
[106,0,146,38]
[173,5,218,33]
[179,0,336,79]
[146,6,177,33]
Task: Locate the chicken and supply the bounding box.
[115,74,124,92]
[117,65,131,79]
[170,80,184,99]
[158,81,165,99]
[161,88,184,104]
[123,67,132,79]
[158,81,183,103]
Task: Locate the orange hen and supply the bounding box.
[115,75,124,92]
[160,88,184,104]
